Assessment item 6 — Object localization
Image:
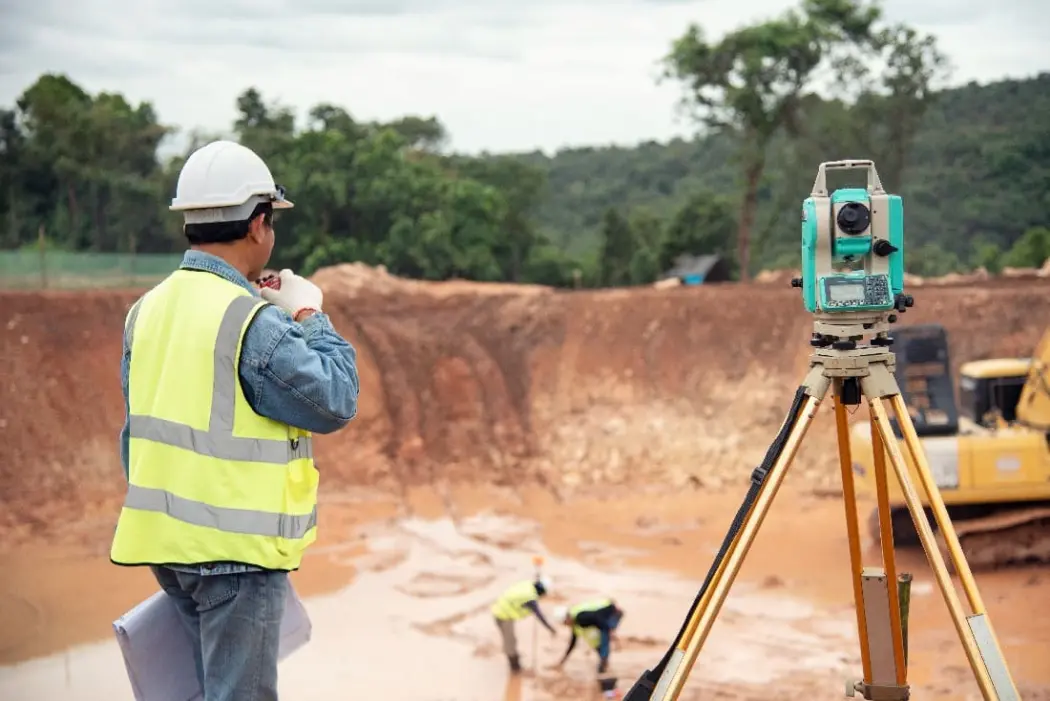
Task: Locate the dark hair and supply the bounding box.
[185,202,273,245]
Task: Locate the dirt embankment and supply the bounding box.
[2,265,1049,544]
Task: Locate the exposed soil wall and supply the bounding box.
[2,266,1047,541]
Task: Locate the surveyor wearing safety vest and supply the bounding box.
[553,598,625,698]
[491,576,556,673]
[109,140,360,701]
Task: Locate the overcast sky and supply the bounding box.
[1,0,1047,156]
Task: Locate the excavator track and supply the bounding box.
[868,504,1050,572]
[936,506,1050,573]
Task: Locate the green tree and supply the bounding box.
[972,241,1004,275]
[445,155,548,281]
[661,0,881,281]
[0,108,28,247]
[626,207,665,284]
[845,23,952,190]
[599,207,636,286]
[906,244,963,277]
[1002,226,1050,269]
[383,116,447,151]
[10,73,170,252]
[660,191,737,276]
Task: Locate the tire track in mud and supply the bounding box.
[448,321,529,497]
[413,602,494,644]
[470,295,551,448]
[344,313,419,502]
[348,295,544,508]
[0,591,45,660]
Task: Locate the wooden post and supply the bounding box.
[897,573,912,666]
[129,230,137,287]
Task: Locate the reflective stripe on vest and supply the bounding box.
[571,598,613,649]
[124,295,314,465]
[491,580,537,620]
[110,271,318,570]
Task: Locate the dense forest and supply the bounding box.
[525,75,1050,277]
[1,0,1048,286]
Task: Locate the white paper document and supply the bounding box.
[112,582,312,701]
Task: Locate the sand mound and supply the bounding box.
[310,263,553,299]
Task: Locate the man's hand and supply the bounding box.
[259,269,323,320]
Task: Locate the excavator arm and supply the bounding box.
[1016,325,1050,432]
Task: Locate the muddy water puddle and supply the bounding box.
[1,512,859,701]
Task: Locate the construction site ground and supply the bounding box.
[2,265,1049,700]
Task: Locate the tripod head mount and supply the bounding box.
[805,307,912,352]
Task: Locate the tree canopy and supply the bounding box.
[1,3,1047,287]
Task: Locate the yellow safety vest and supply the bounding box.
[571,598,613,649]
[491,580,539,621]
[109,269,318,571]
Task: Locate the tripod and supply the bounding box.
[624,312,1020,701]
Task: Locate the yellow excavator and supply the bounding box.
[848,322,1050,570]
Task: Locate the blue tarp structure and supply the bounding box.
[660,254,731,285]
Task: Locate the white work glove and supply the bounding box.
[259,269,323,319]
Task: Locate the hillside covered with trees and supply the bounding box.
[1,0,1047,286]
[522,74,1050,279]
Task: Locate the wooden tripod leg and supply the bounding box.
[660,511,743,687]
[867,410,909,687]
[866,391,1010,700]
[889,393,990,610]
[887,394,1020,700]
[832,391,874,682]
[656,393,824,700]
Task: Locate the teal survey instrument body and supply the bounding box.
[800,160,905,314]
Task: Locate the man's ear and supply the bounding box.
[246,214,266,243]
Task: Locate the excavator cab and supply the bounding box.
[887,324,959,438]
[957,359,1032,429]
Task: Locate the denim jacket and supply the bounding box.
[119,250,360,576]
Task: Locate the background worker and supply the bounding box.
[553,598,625,698]
[491,576,556,673]
[109,140,360,701]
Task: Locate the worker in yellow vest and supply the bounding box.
[491,576,556,672]
[553,598,625,699]
[109,140,360,701]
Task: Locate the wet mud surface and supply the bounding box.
[2,484,1048,701]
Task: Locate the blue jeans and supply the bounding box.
[596,609,623,672]
[150,565,289,701]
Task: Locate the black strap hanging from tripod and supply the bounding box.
[623,386,809,700]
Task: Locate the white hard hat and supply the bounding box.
[170,140,293,224]
[537,575,552,594]
[553,605,569,621]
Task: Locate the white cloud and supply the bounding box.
[1,0,1047,157]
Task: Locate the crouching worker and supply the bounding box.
[553,598,625,699]
[491,576,556,673]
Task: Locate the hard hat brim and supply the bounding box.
[271,184,294,210]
